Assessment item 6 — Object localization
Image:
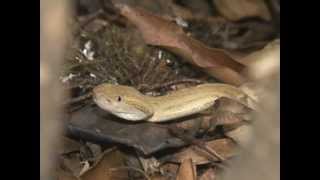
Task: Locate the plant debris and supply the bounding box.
[51,0,280,179]
[116,3,248,85]
[176,159,197,180]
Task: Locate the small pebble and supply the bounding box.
[158,50,162,59]
[75,56,82,63]
[60,73,77,83]
[89,73,96,78]
[175,17,188,28]
[82,40,95,61]
[165,59,174,66]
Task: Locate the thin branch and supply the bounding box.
[63,92,93,106]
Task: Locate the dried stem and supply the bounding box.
[63,92,93,106]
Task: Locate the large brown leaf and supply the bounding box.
[168,138,238,165]
[176,159,196,180]
[199,168,216,180]
[115,3,248,85]
[80,149,128,180]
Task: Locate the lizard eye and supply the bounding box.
[117,96,122,102]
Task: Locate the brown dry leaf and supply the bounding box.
[172,138,237,165]
[150,175,168,180]
[57,137,83,177]
[198,168,216,180]
[150,163,179,180]
[200,98,252,131]
[60,155,83,177]
[225,124,254,147]
[217,98,250,114]
[58,137,82,154]
[213,97,252,125]
[176,159,196,180]
[56,166,79,180]
[175,116,203,131]
[115,3,248,85]
[214,0,271,21]
[80,148,128,180]
[206,138,238,158]
[214,111,248,125]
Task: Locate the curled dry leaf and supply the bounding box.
[199,168,216,180]
[175,116,203,132]
[213,97,253,125]
[58,137,83,154]
[156,163,180,180]
[170,138,238,165]
[200,99,252,131]
[115,3,248,85]
[148,163,180,180]
[56,166,78,180]
[57,137,84,177]
[214,0,271,21]
[176,159,196,180]
[216,98,250,114]
[214,111,249,125]
[60,156,83,178]
[80,148,128,180]
[225,124,254,147]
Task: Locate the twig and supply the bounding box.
[108,166,151,180]
[63,92,93,106]
[195,143,226,162]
